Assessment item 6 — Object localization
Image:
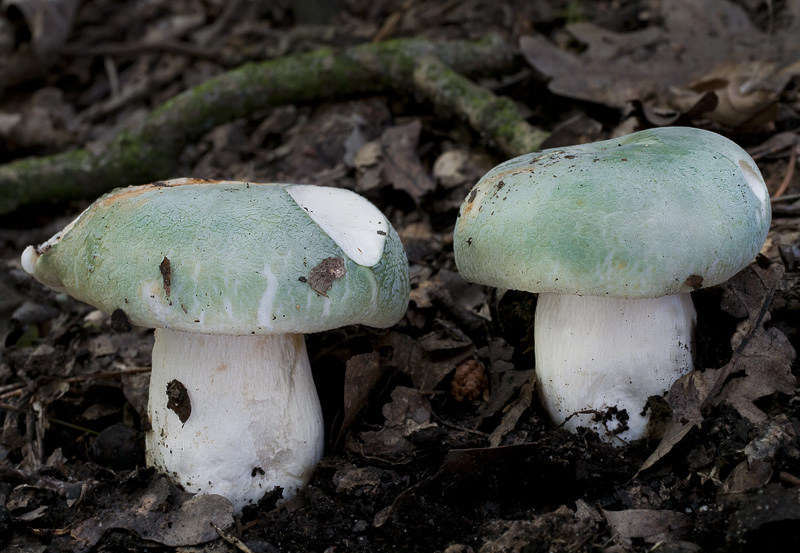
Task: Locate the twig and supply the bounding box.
[46,418,100,435]
[0,381,26,395]
[431,411,490,438]
[770,192,800,203]
[0,402,100,435]
[62,40,222,62]
[372,11,404,42]
[192,0,246,45]
[75,57,190,125]
[0,401,22,413]
[372,0,412,43]
[780,471,800,487]
[214,524,256,553]
[412,55,548,157]
[103,56,121,98]
[60,365,152,383]
[771,144,797,200]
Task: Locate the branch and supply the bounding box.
[412,56,548,157]
[0,36,530,214]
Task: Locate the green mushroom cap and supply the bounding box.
[454,127,770,298]
[23,179,409,334]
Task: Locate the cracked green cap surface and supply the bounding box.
[454,127,770,298]
[22,179,409,334]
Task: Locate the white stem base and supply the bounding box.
[534,293,696,445]
[145,329,323,513]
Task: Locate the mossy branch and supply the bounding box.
[0,35,541,214]
[413,56,548,157]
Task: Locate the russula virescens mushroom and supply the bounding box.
[453,127,769,444]
[21,178,410,511]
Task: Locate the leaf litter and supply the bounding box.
[2,1,800,552]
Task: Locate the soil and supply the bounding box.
[2,1,800,552]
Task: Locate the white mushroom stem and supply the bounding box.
[145,329,324,513]
[533,293,696,445]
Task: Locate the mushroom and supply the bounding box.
[21,178,409,511]
[453,127,770,444]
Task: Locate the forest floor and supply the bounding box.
[1,1,800,552]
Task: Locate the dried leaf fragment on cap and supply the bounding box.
[308,256,347,296]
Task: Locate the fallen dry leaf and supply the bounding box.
[406,330,475,393]
[308,256,347,296]
[717,458,773,503]
[478,506,596,553]
[382,386,432,427]
[488,380,533,448]
[726,484,800,547]
[602,508,691,544]
[476,338,532,423]
[71,474,233,548]
[351,386,440,464]
[639,261,796,474]
[520,0,800,127]
[340,351,383,438]
[354,120,435,202]
[0,0,81,93]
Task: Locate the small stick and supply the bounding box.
[780,471,800,487]
[60,365,152,383]
[771,145,797,200]
[214,524,256,553]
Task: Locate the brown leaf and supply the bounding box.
[717,459,773,503]
[267,100,391,185]
[432,148,489,190]
[639,261,796,474]
[666,70,778,128]
[308,256,347,296]
[341,352,382,436]
[744,414,798,464]
[382,386,431,427]
[71,476,233,548]
[520,0,800,122]
[602,509,692,544]
[350,387,438,464]
[380,120,435,202]
[332,463,384,495]
[520,29,673,108]
[407,331,475,393]
[478,506,596,553]
[476,338,532,422]
[715,327,796,424]
[488,380,533,448]
[727,484,800,546]
[85,335,116,358]
[351,427,416,464]
[353,140,384,192]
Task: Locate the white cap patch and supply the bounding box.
[287,185,388,267]
[21,245,38,276]
[739,159,769,225]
